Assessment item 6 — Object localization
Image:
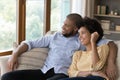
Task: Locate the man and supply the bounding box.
[1,13,117,80]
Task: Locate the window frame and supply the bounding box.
[0,0,51,56]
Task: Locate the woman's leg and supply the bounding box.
[1,69,45,80]
[59,76,105,80]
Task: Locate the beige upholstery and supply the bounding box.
[0,55,10,76]
[0,36,120,80]
[0,31,55,76]
[0,48,49,76]
[17,48,48,70]
[115,41,120,80]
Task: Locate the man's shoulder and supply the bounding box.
[97,38,112,46]
[52,31,62,37]
[45,31,61,37]
[45,31,63,40]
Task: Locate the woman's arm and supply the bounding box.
[90,32,109,71]
[90,32,100,66]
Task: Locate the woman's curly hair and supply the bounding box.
[82,17,104,43]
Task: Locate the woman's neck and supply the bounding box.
[86,43,92,51]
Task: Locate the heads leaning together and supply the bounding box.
[62,13,103,43]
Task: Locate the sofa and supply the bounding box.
[0,32,120,80]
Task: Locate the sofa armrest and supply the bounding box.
[0,48,49,77]
[0,55,10,76]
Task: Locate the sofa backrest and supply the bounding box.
[16,41,120,79]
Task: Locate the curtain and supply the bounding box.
[71,0,94,18]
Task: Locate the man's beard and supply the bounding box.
[63,30,75,37]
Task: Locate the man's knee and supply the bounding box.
[47,74,68,80]
[1,72,13,80]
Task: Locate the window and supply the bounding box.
[0,0,67,55]
[0,0,49,55]
[26,0,45,40]
[51,0,70,31]
[0,0,16,52]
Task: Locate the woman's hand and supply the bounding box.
[91,32,99,43]
[77,71,91,77]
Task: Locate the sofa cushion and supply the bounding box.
[0,55,10,75]
[16,48,49,70]
[14,31,55,70]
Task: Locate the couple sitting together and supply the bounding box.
[1,13,117,80]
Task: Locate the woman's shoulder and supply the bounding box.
[75,50,82,53]
[74,50,82,56]
[97,44,109,49]
[97,44,109,55]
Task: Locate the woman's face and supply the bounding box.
[78,27,91,46]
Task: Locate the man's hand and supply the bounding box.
[77,71,91,77]
[105,64,118,80]
[92,71,109,80]
[7,55,18,71]
[7,42,28,71]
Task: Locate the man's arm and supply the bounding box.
[8,42,28,71]
[106,41,118,80]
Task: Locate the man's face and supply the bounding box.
[62,18,78,37]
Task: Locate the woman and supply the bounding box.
[60,17,109,80]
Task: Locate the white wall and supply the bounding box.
[71,0,94,18]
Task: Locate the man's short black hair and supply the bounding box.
[67,13,83,29]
